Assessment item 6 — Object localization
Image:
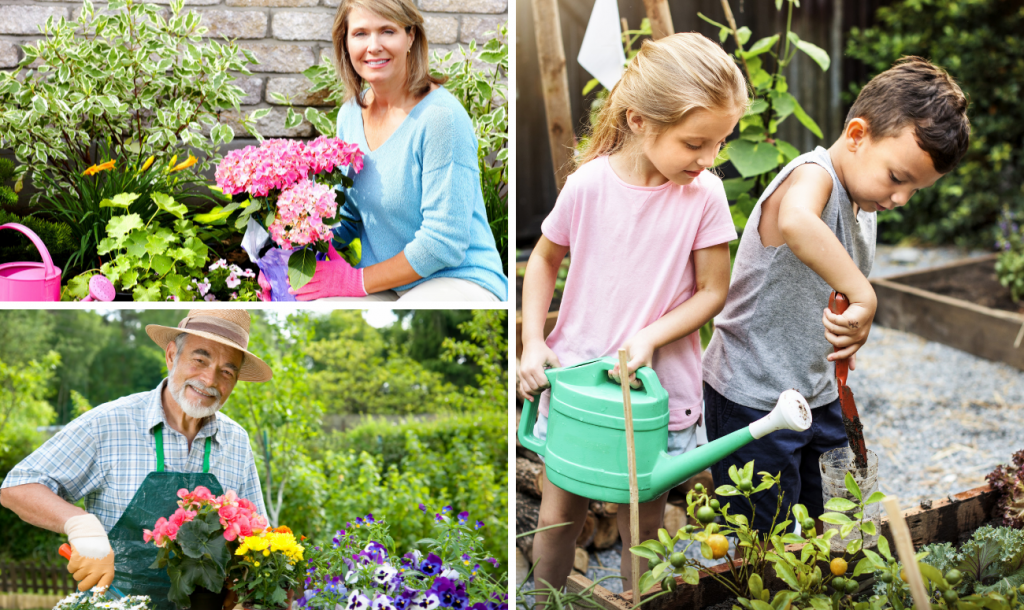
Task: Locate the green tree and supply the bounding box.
[441,310,507,410]
[846,0,1024,246]
[0,352,59,472]
[387,311,479,388]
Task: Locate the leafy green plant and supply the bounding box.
[846,0,1024,247]
[987,449,1024,529]
[699,0,830,233]
[81,195,211,301]
[0,0,266,272]
[0,157,17,208]
[629,461,880,608]
[995,209,1024,304]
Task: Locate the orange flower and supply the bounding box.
[82,160,116,176]
[273,525,292,534]
[169,154,196,173]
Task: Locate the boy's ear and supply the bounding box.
[625,109,645,135]
[845,118,869,151]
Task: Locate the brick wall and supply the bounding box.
[0,0,506,137]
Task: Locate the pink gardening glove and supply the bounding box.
[290,242,367,300]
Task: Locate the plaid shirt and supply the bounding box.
[2,380,266,532]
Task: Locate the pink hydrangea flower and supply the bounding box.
[268,179,338,249]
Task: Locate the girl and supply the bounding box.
[517,32,747,595]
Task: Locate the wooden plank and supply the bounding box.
[566,484,999,610]
[642,0,674,39]
[871,271,1024,371]
[531,0,576,190]
[873,254,998,287]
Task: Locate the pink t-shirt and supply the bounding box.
[538,155,737,430]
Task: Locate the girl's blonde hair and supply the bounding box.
[578,32,748,168]
[331,0,447,108]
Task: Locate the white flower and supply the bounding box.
[372,564,398,585]
[371,594,395,610]
[197,280,211,296]
[204,293,217,301]
[411,593,440,610]
[226,273,240,288]
[439,568,459,580]
[345,592,371,610]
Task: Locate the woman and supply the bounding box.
[291,0,507,302]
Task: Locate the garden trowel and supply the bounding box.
[58,544,127,602]
[829,291,869,471]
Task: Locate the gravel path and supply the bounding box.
[518,246,1024,598]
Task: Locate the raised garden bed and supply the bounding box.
[565,484,999,610]
[871,254,1024,371]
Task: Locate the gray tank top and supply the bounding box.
[702,146,876,410]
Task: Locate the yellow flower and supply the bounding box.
[169,154,197,173]
[140,155,155,172]
[166,154,177,170]
[82,160,115,176]
[263,549,269,556]
[254,561,260,567]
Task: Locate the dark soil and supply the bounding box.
[897,258,1023,314]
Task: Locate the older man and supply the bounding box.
[0,310,272,610]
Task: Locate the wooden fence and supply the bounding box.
[0,559,74,609]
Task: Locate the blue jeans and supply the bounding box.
[703,383,848,534]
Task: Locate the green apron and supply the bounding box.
[107,424,223,610]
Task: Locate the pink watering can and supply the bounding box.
[0,223,61,301]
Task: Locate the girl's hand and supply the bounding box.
[609,331,656,389]
[518,340,562,401]
[822,300,875,360]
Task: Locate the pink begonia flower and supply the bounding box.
[221,490,239,506]
[164,522,179,539]
[238,498,257,512]
[143,529,154,543]
[219,505,239,521]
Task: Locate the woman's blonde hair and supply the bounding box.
[331,0,447,108]
[578,32,748,168]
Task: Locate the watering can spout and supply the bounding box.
[650,390,811,496]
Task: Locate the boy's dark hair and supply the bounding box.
[845,56,970,174]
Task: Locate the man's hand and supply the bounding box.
[517,340,561,401]
[608,331,656,389]
[64,514,115,592]
[822,299,875,361]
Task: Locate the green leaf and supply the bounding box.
[792,99,823,139]
[727,140,780,178]
[876,536,892,561]
[840,522,857,539]
[749,601,773,610]
[745,99,769,116]
[824,498,858,512]
[918,563,947,589]
[651,560,671,581]
[287,248,316,291]
[729,464,740,485]
[736,26,751,46]
[179,554,225,594]
[636,571,655,596]
[150,254,173,276]
[153,192,188,219]
[862,548,885,568]
[100,192,141,209]
[284,107,302,129]
[819,512,851,525]
[846,538,863,555]
[305,107,335,136]
[107,213,144,241]
[791,504,809,522]
[773,561,800,590]
[860,520,877,536]
[852,557,875,577]
[582,78,600,95]
[775,139,801,163]
[864,491,885,505]
[744,35,779,57]
[794,38,830,71]
[844,472,863,501]
[681,566,699,585]
[716,484,740,496]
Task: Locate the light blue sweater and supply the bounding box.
[332,87,508,299]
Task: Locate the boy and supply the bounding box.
[702,56,970,533]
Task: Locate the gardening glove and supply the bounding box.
[64,514,115,592]
[289,242,367,300]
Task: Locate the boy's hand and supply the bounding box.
[518,340,562,401]
[609,332,656,389]
[822,301,875,360]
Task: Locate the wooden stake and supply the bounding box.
[641,0,673,40]
[618,348,641,605]
[531,0,575,190]
[882,497,930,610]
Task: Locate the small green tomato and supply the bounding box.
[694,483,704,493]
[696,506,716,523]
[738,480,753,492]
[880,572,893,584]
[669,552,686,568]
[944,570,962,586]
[709,499,721,511]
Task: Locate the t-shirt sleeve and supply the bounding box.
[692,178,738,250]
[0,415,101,504]
[540,175,576,247]
[403,106,477,277]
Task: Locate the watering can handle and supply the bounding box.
[0,223,57,278]
[517,370,551,455]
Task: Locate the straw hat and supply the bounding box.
[146,310,273,382]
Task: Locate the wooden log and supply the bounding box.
[574,547,590,574]
[662,503,688,538]
[531,0,575,190]
[590,500,618,518]
[641,0,674,39]
[592,514,619,550]
[517,457,545,498]
[516,491,540,557]
[576,511,597,548]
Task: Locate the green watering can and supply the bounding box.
[518,357,812,503]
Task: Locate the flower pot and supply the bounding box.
[187,586,227,610]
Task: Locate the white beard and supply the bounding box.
[168,374,223,419]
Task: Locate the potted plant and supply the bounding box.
[228,526,305,610]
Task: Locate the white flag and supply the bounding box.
[577,0,627,91]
